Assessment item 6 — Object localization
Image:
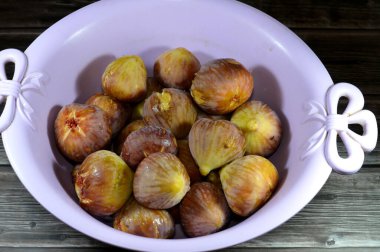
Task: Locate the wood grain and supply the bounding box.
[0,0,379,251]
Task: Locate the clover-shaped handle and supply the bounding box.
[303,83,378,174]
[0,48,47,133]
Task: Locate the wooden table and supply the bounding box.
[0,1,379,251]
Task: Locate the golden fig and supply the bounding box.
[74,150,133,216]
[231,100,282,156]
[85,93,130,135]
[54,103,112,162]
[102,55,147,102]
[177,140,202,185]
[133,152,190,209]
[190,58,254,114]
[188,118,245,176]
[143,88,197,139]
[114,197,174,239]
[120,126,177,168]
[180,182,230,237]
[154,47,200,89]
[220,155,279,217]
[113,120,146,155]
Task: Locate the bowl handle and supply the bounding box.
[303,83,378,174]
[0,48,46,133]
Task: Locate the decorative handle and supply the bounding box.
[0,48,47,133]
[302,83,378,174]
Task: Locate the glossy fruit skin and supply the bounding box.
[133,152,190,209]
[231,100,282,156]
[188,118,246,176]
[220,155,279,217]
[85,93,130,135]
[154,47,200,89]
[143,88,197,139]
[180,182,230,237]
[114,197,174,239]
[54,103,112,162]
[74,150,133,216]
[102,55,147,102]
[177,140,202,185]
[120,126,177,168]
[113,120,146,155]
[190,58,254,114]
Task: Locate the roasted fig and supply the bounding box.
[54,103,112,162]
[113,120,146,155]
[102,55,147,102]
[231,100,282,156]
[154,47,200,89]
[220,155,279,217]
[74,150,133,216]
[188,118,245,176]
[133,152,190,209]
[190,58,254,114]
[120,126,177,168]
[180,182,230,237]
[177,140,202,184]
[85,93,130,134]
[114,197,174,239]
[143,88,197,139]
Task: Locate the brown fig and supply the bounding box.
[54,103,112,162]
[220,155,279,217]
[177,140,202,185]
[113,120,146,155]
[120,126,177,168]
[180,182,230,237]
[143,88,197,139]
[191,58,254,114]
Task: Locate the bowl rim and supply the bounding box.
[2,0,333,251]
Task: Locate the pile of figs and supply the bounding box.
[54,47,282,238]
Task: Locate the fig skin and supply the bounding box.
[154,47,200,89]
[54,103,112,163]
[220,155,279,217]
[190,58,254,115]
[231,100,282,156]
[188,118,246,176]
[143,88,197,139]
[120,126,177,168]
[180,182,230,237]
[102,55,147,102]
[114,197,175,239]
[74,150,134,216]
[133,152,190,209]
[177,140,202,185]
[113,120,146,155]
[85,93,131,135]
[206,170,223,189]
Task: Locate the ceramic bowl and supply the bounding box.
[0,0,377,251]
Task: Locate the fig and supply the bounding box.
[188,118,245,176]
[113,119,146,155]
[74,150,133,216]
[196,108,230,121]
[102,55,147,102]
[190,58,254,114]
[177,140,202,184]
[54,103,112,162]
[143,88,197,139]
[131,77,163,121]
[85,93,130,135]
[154,47,200,89]
[220,155,279,217]
[120,126,177,168]
[206,170,222,189]
[231,100,282,156]
[133,152,190,209]
[180,182,230,237]
[114,197,174,239]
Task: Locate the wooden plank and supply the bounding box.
[0,164,379,248]
[0,0,379,30]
